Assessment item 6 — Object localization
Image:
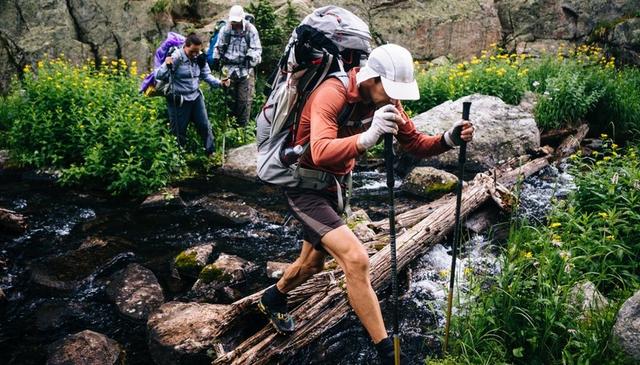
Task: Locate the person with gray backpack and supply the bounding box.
[211,4,262,127]
[255,6,475,365]
[155,33,228,156]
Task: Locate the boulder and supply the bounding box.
[105,263,164,321]
[568,281,609,316]
[30,236,133,291]
[401,167,458,199]
[266,261,291,279]
[188,254,257,302]
[172,243,216,279]
[613,289,640,361]
[46,330,124,365]
[609,18,640,65]
[412,94,540,172]
[189,195,258,225]
[220,143,257,182]
[147,301,229,365]
[345,208,376,242]
[0,207,27,235]
[139,187,186,210]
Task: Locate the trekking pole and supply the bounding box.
[384,134,401,365]
[443,101,471,353]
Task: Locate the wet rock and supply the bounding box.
[139,187,186,210]
[568,281,609,317]
[189,195,258,225]
[147,301,229,365]
[188,254,257,302]
[402,167,458,199]
[464,207,498,234]
[172,243,215,279]
[105,263,164,321]
[46,330,124,365]
[36,301,72,331]
[267,261,291,279]
[413,94,540,172]
[30,236,133,291]
[345,208,376,242]
[220,143,257,182]
[613,289,640,361]
[0,207,27,234]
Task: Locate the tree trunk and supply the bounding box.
[210,154,551,364]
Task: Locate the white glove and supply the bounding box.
[443,120,465,147]
[357,104,401,150]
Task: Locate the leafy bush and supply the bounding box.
[6,58,184,196]
[443,139,640,364]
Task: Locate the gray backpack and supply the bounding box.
[255,6,371,190]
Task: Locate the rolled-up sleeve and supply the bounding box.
[200,63,221,88]
[395,102,451,158]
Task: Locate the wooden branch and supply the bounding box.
[555,123,589,160]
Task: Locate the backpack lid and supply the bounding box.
[300,6,372,54]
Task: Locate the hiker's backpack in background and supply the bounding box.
[256,5,371,187]
[206,13,255,69]
[140,32,185,96]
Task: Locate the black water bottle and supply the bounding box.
[280,145,304,166]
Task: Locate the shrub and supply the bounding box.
[6,58,184,196]
[444,139,640,364]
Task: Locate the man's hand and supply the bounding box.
[165,56,173,65]
[221,78,231,87]
[357,104,405,151]
[443,120,474,147]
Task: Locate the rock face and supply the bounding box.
[105,263,164,321]
[412,94,540,172]
[147,301,229,365]
[2,0,638,94]
[613,289,640,362]
[46,330,124,365]
[401,167,458,199]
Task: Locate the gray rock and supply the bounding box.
[568,281,609,315]
[412,94,540,172]
[266,261,291,279]
[30,236,133,291]
[221,143,257,182]
[105,263,164,321]
[46,330,124,365]
[0,207,27,235]
[147,301,229,365]
[188,253,257,302]
[189,195,258,225]
[207,253,257,283]
[464,208,498,234]
[609,18,640,65]
[401,167,458,199]
[613,289,640,361]
[172,243,216,279]
[140,187,186,210]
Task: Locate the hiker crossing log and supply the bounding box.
[209,154,551,364]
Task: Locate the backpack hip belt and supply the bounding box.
[294,167,352,213]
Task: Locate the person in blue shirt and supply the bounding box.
[156,33,229,156]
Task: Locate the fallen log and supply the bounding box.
[209,155,551,364]
[555,123,589,160]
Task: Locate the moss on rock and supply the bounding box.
[198,264,231,284]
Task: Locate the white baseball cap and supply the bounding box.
[356,44,420,100]
[229,5,245,23]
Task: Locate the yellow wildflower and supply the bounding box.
[598,212,608,219]
[549,222,561,228]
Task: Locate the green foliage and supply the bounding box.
[247,0,284,78]
[6,58,184,196]
[444,139,640,365]
[150,0,170,14]
[174,250,202,277]
[534,71,601,130]
[282,0,299,43]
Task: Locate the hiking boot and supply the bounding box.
[258,285,295,334]
[257,297,295,335]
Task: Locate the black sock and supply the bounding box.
[375,337,394,357]
[262,285,288,311]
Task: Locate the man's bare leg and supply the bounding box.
[320,225,387,343]
[277,240,326,293]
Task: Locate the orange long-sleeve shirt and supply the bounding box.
[294,67,450,176]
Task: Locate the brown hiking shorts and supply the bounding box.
[284,188,345,251]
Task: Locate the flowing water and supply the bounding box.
[0,162,574,365]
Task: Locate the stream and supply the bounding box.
[0,162,574,365]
